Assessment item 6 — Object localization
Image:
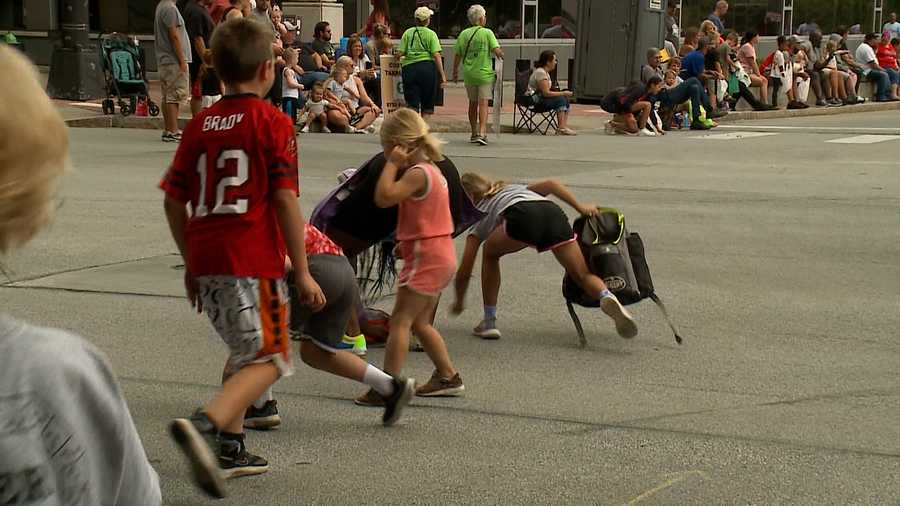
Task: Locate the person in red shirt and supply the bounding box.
[289,222,415,426]
[161,18,325,498]
[876,31,900,100]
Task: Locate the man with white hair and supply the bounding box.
[453,4,504,145]
[707,1,727,34]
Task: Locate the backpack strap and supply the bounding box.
[462,26,483,63]
[649,293,683,344]
[566,300,588,348]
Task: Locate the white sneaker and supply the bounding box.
[600,296,638,339]
[638,129,657,137]
[322,125,331,133]
[472,320,502,340]
[300,125,309,133]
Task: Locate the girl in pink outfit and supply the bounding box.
[356,108,464,406]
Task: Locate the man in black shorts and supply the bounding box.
[182,0,216,115]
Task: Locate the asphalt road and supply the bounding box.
[2,112,899,505]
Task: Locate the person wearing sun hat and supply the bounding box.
[396,5,447,120]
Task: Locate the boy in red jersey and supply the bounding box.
[162,18,325,498]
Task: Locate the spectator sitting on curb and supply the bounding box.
[312,21,336,69]
[347,36,381,107]
[738,30,771,107]
[703,30,728,112]
[651,75,718,130]
[324,64,378,133]
[667,56,683,79]
[769,35,807,109]
[680,36,727,118]
[335,55,381,129]
[801,31,828,106]
[876,31,900,100]
[641,47,664,84]
[720,30,774,111]
[528,50,576,136]
[299,82,334,133]
[825,33,865,104]
[855,32,896,102]
[821,39,850,105]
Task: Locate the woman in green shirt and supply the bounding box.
[453,4,504,145]
[397,6,447,119]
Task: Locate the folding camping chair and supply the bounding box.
[513,59,558,135]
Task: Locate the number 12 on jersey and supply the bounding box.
[194,149,249,217]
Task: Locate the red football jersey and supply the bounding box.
[160,94,299,278]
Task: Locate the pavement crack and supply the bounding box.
[1,254,177,286]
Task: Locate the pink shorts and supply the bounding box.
[396,236,457,296]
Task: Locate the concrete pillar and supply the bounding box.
[282,1,344,41]
[47,0,104,100]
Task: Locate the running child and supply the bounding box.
[452,173,638,341]
[290,223,415,425]
[299,82,331,133]
[281,48,304,123]
[356,108,465,406]
[161,18,324,498]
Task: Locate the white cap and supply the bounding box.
[414,6,434,21]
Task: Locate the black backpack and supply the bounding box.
[562,208,683,346]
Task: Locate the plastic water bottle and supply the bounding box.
[682,112,690,129]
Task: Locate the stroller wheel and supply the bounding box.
[119,101,131,116]
[148,102,160,117]
[102,99,115,115]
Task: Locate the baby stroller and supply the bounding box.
[99,33,159,117]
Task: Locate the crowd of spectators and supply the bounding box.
[625,0,900,137]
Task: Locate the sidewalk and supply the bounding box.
[52,73,900,133]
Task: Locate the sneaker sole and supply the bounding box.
[383,378,416,427]
[243,415,281,430]
[600,297,638,339]
[169,419,227,499]
[221,463,270,479]
[473,328,502,340]
[416,384,465,397]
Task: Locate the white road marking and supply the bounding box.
[691,132,778,140]
[825,135,900,144]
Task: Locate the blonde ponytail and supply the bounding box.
[460,172,505,201]
[380,108,445,162]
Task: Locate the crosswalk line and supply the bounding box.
[825,135,900,144]
[691,132,778,140]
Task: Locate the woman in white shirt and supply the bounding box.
[528,50,576,135]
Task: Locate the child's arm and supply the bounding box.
[451,235,483,315]
[284,69,303,90]
[343,81,361,100]
[374,146,427,208]
[272,189,326,311]
[163,195,202,313]
[527,179,598,216]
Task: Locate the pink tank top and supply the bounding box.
[396,163,454,242]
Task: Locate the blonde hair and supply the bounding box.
[699,20,718,38]
[380,108,444,162]
[460,172,505,202]
[283,47,298,64]
[0,45,70,255]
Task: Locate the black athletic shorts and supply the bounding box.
[502,200,576,252]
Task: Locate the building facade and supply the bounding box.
[2,0,896,81]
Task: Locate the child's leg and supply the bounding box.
[206,362,280,434]
[552,242,638,339]
[383,286,433,376]
[480,227,528,308]
[411,295,457,379]
[634,102,651,129]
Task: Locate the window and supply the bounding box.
[128,0,157,34]
[387,0,576,40]
[681,0,784,36]
[792,0,876,36]
[538,0,577,38]
[0,0,26,30]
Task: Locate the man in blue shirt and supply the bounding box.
[707,1,728,33]
[678,37,727,118]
